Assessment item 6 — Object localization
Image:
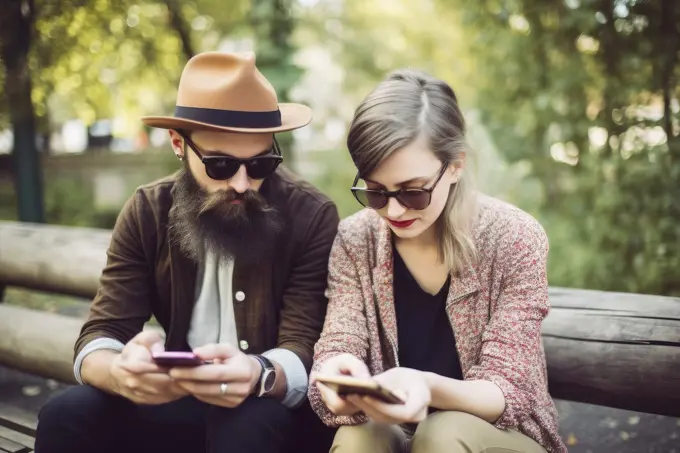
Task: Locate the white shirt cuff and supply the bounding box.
[262,348,309,409]
[73,337,125,385]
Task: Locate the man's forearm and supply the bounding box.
[80,349,120,394]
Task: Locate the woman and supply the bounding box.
[308,69,567,453]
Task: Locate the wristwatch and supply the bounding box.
[251,354,276,397]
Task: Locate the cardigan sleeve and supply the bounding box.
[308,231,370,427]
[465,218,551,429]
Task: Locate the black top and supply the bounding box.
[393,246,463,380]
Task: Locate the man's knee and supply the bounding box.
[331,422,406,453]
[207,398,294,452]
[38,385,123,428]
[411,411,487,453]
[35,385,128,453]
[209,397,292,429]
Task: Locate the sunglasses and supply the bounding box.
[179,133,283,181]
[351,163,449,211]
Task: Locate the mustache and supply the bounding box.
[198,188,274,219]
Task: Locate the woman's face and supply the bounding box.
[362,135,460,241]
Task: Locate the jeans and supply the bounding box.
[34,385,335,453]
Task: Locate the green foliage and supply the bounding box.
[3,0,678,298]
[304,149,362,220]
[299,0,680,296]
[439,0,680,295]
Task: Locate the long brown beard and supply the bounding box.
[168,166,284,265]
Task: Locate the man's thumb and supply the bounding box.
[130,331,164,351]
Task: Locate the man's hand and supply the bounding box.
[311,353,370,417]
[346,367,431,424]
[168,343,261,408]
[109,331,189,405]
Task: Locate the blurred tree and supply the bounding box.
[251,0,303,170]
[0,0,45,222]
[300,0,679,296]
[0,0,255,221]
[439,0,680,295]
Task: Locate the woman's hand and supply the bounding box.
[311,353,370,417]
[347,367,431,424]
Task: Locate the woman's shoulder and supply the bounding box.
[474,193,548,252]
[335,208,384,249]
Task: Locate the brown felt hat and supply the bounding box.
[141,51,312,134]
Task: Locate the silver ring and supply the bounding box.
[220,382,228,396]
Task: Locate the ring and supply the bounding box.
[220,382,228,396]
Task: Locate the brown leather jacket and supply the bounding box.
[75,166,339,372]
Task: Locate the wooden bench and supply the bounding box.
[0,403,35,453]
[1,220,679,447]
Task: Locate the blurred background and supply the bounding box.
[0,0,679,451]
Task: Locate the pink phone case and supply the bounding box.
[152,351,209,367]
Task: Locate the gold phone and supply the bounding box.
[315,374,405,405]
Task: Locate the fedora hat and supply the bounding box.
[141,51,312,134]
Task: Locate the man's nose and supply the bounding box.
[228,165,250,193]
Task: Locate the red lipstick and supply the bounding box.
[388,219,416,229]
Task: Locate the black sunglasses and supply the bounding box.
[351,163,449,211]
[179,133,283,181]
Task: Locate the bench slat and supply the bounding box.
[0,434,31,453]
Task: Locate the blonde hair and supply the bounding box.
[347,68,478,274]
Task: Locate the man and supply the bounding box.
[35,51,339,453]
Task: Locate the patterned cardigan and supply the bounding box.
[308,194,567,453]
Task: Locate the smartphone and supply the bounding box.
[151,351,211,367]
[314,374,405,405]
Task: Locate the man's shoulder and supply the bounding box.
[271,165,334,209]
[134,173,177,202]
[122,173,178,227]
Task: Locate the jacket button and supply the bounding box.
[235,291,245,302]
[239,340,249,351]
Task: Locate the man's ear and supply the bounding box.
[168,130,185,159]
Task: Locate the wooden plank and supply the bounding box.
[0,305,162,384]
[0,403,37,437]
[0,434,31,453]
[0,402,37,451]
[543,287,680,417]
[0,221,111,299]
[0,426,33,453]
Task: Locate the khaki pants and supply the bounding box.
[330,411,547,453]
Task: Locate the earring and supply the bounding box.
[175,154,183,161]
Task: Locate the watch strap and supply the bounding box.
[251,354,275,397]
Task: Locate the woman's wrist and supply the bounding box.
[422,371,463,411]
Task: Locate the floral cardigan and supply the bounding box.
[308,194,567,453]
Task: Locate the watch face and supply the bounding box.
[263,370,276,392]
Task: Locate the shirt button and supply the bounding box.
[239,340,249,351]
[235,291,245,302]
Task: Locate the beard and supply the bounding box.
[168,165,285,265]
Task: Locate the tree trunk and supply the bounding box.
[660,0,679,146]
[164,0,195,61]
[0,0,44,223]
[250,0,301,172]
